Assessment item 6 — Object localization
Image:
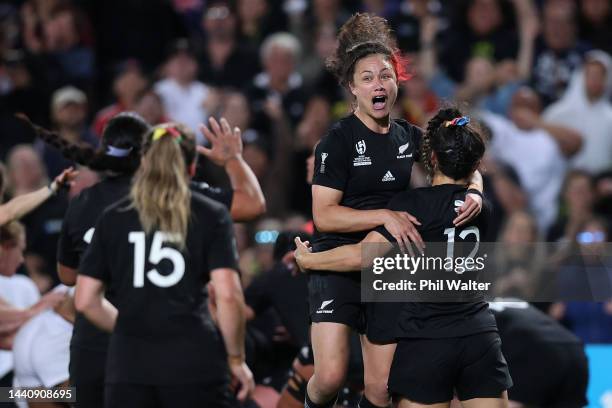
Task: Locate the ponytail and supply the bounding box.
[19,112,149,174]
[130,124,196,249]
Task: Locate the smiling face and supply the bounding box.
[349,54,398,122]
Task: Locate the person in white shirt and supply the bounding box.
[544,50,612,175]
[154,39,211,143]
[0,221,66,394]
[479,87,582,233]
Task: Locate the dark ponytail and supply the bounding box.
[20,112,150,174]
[422,108,486,181]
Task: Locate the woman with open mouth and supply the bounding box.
[303,12,485,408]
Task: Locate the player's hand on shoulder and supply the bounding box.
[454,193,482,226]
[228,358,255,402]
[382,210,424,256]
[293,237,312,273]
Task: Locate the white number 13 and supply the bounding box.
[128,232,185,288]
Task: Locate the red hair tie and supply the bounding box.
[391,49,412,82]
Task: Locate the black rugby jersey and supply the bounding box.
[58,176,234,353]
[312,114,422,251]
[375,184,498,339]
[79,193,238,384]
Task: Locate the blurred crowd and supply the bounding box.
[1,0,612,369]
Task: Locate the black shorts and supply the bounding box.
[70,347,107,408]
[105,381,238,408]
[505,343,588,407]
[365,302,402,343]
[308,272,365,333]
[388,332,512,404]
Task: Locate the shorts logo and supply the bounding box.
[382,171,395,182]
[356,140,366,155]
[316,299,334,314]
[320,152,328,173]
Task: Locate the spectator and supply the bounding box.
[6,145,68,292]
[578,0,612,55]
[531,1,590,106]
[36,86,97,178]
[237,0,287,52]
[133,87,168,126]
[91,60,147,137]
[548,170,596,244]
[543,50,612,174]
[439,0,519,82]
[479,87,582,232]
[198,1,260,89]
[155,39,210,142]
[247,32,307,132]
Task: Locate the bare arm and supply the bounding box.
[74,275,117,332]
[538,122,583,157]
[58,263,77,286]
[198,118,266,221]
[295,231,393,272]
[454,170,484,226]
[210,267,254,401]
[0,167,77,226]
[513,0,538,80]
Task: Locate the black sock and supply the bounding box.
[358,395,389,408]
[305,391,337,408]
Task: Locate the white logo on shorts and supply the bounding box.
[316,299,334,314]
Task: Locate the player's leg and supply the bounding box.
[360,335,396,407]
[277,345,314,408]
[305,322,351,407]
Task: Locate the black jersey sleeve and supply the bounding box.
[190,181,234,209]
[207,207,239,272]
[373,191,416,243]
[79,212,111,283]
[57,201,79,269]
[312,128,349,191]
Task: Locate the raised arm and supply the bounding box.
[0,167,77,226]
[198,117,266,221]
[294,230,393,272]
[538,122,583,157]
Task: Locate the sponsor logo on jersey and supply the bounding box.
[320,152,328,173]
[356,140,366,155]
[397,140,413,159]
[382,171,395,182]
[316,299,334,314]
[353,140,372,166]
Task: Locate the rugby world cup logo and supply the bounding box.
[356,140,366,155]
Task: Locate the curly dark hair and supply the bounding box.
[421,108,486,181]
[326,13,403,88]
[21,112,150,174]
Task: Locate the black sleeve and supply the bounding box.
[57,201,79,269]
[312,128,349,191]
[79,212,110,282]
[373,192,414,243]
[190,182,234,209]
[207,207,239,271]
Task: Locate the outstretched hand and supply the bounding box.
[197,117,243,166]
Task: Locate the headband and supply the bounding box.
[152,126,183,143]
[105,145,133,157]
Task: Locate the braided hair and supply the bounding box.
[421,108,486,181]
[326,13,409,89]
[21,112,150,174]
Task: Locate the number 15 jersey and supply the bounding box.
[79,193,238,385]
